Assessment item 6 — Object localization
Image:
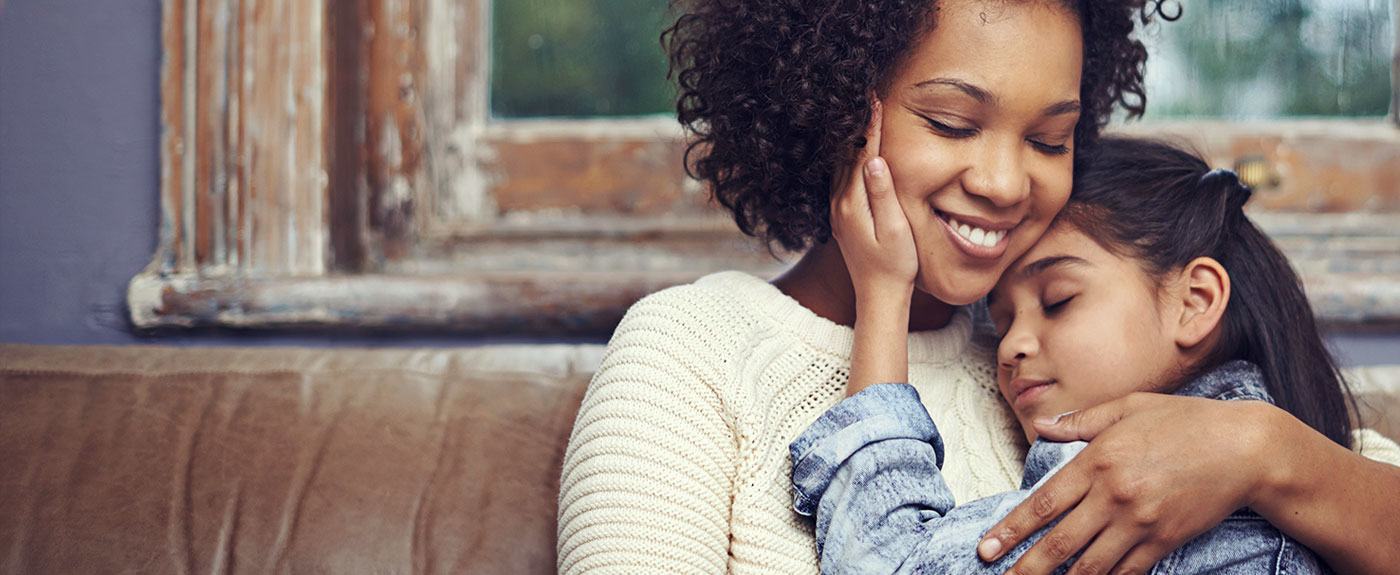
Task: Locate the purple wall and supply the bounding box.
[0,1,1394,361]
[1,0,163,345]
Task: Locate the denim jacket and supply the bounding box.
[790,361,1324,574]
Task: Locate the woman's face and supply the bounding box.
[879,0,1083,305]
[987,223,1182,441]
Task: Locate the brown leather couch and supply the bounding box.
[2,343,1398,574]
[0,344,602,574]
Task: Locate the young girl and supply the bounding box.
[790,137,1354,574]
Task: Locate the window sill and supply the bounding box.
[128,213,1400,335]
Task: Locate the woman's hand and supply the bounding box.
[975,392,1276,575]
[830,99,918,305]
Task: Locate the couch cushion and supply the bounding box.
[0,344,603,575]
[2,344,1397,574]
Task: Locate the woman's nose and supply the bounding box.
[963,138,1029,208]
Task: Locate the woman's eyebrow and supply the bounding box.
[1042,99,1081,117]
[912,78,993,104]
[1017,254,1090,279]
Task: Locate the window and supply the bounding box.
[1142,0,1392,119]
[130,0,1400,334]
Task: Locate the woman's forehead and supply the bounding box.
[895,0,1083,101]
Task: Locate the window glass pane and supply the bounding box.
[489,0,1393,119]
[491,0,675,118]
[1143,0,1393,118]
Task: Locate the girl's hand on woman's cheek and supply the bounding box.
[975,393,1276,575]
[830,99,918,304]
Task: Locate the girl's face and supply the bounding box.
[988,223,1183,441]
[879,0,1083,306]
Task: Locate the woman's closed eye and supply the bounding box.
[922,116,978,139]
[1028,137,1070,156]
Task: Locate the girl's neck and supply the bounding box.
[772,240,957,332]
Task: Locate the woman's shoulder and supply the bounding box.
[601,271,773,385]
[613,270,768,344]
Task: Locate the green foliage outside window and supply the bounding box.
[491,0,675,118]
[1143,0,1392,118]
[490,0,1393,119]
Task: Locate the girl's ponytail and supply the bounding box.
[1210,180,1354,448]
[1065,137,1354,447]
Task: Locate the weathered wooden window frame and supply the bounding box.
[129,0,1400,334]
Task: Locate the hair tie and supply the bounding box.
[1200,168,1253,223]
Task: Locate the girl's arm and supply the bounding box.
[976,393,1400,575]
[790,383,1023,575]
[828,99,917,396]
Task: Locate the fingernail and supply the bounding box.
[866,157,886,177]
[1035,410,1076,427]
[977,537,1003,560]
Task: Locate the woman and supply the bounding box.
[556,1,1400,574]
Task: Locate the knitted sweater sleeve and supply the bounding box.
[1354,428,1400,467]
[557,288,740,575]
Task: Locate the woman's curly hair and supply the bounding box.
[664,0,1171,252]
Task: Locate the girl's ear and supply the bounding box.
[1173,257,1230,349]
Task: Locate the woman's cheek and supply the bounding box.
[1030,158,1074,221]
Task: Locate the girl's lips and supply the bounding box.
[936,211,1013,261]
[1012,379,1055,410]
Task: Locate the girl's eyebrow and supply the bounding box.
[1017,254,1091,279]
[989,255,1090,307]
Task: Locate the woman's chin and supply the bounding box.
[916,268,997,306]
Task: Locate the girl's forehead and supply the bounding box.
[992,224,1102,296]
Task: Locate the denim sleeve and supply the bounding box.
[790,384,1081,575]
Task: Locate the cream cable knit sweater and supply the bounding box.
[556,271,1400,575]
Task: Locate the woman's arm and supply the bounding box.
[1240,405,1400,575]
[974,393,1400,575]
[556,292,739,575]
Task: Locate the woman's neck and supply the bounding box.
[772,240,957,332]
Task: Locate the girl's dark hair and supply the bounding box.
[663,0,1168,252]
[1064,136,1354,448]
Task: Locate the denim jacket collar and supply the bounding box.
[1173,360,1272,403]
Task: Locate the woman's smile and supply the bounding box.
[933,209,1018,260]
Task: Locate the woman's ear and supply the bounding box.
[1172,257,1230,350]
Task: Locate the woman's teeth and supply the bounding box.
[948,217,1005,248]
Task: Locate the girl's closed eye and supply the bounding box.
[1039,280,1079,316]
[1042,295,1074,314]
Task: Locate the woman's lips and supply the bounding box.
[935,210,1014,261]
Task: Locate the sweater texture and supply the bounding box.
[556,270,1400,574]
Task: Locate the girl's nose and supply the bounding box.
[998,326,1039,368]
